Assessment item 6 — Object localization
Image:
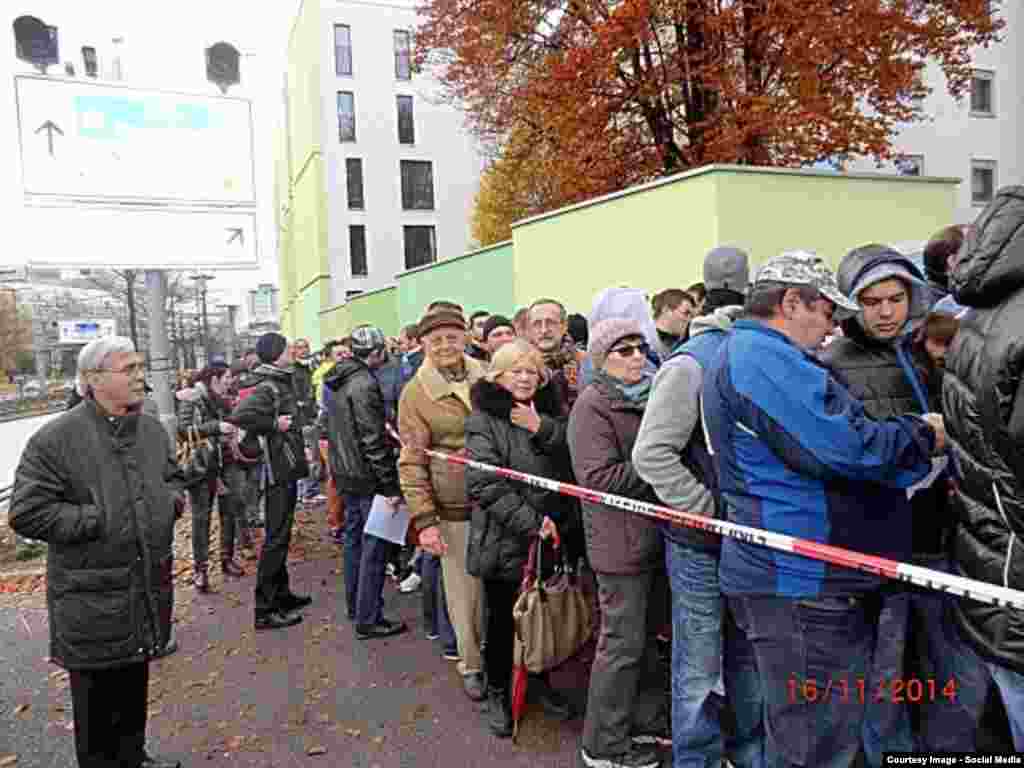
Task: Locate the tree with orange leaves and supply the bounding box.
[419,0,1002,219]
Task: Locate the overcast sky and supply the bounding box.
[2,0,298,320]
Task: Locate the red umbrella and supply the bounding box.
[511,531,560,742]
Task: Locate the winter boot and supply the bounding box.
[487,686,513,739]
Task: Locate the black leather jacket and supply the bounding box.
[322,358,400,497]
[229,364,308,485]
[944,186,1024,674]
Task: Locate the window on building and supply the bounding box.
[394,30,412,80]
[971,160,996,205]
[970,70,994,116]
[404,225,437,269]
[345,158,364,209]
[349,225,368,277]
[397,96,415,145]
[337,91,356,142]
[334,25,352,76]
[400,160,434,210]
[894,154,924,177]
[81,46,98,77]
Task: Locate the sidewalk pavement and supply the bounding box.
[0,546,594,768]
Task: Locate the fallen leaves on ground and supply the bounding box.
[0,754,18,766]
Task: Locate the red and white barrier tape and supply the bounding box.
[387,424,1024,611]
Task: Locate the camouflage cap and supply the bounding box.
[350,324,387,356]
[754,250,860,319]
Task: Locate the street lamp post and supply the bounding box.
[190,272,214,367]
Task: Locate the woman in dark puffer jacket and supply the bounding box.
[465,339,575,738]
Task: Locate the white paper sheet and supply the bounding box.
[907,456,949,500]
[363,495,411,545]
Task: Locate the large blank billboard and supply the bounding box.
[15,75,256,205]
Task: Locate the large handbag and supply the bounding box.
[512,537,595,674]
[176,425,220,486]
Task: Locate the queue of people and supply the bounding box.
[9,186,1024,768]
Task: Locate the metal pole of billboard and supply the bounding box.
[144,270,175,439]
[225,304,239,362]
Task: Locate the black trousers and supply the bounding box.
[483,578,520,692]
[69,661,149,768]
[255,479,298,618]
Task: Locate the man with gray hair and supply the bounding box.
[702,251,945,768]
[10,335,183,768]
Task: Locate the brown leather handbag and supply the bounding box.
[512,537,595,674]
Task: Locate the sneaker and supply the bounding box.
[385,563,398,580]
[425,631,440,641]
[398,572,422,593]
[578,746,662,768]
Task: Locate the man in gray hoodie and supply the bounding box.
[633,246,763,768]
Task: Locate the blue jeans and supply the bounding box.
[421,553,456,649]
[667,543,763,768]
[862,586,915,766]
[988,662,1024,750]
[342,494,388,625]
[729,594,874,768]
[907,557,990,752]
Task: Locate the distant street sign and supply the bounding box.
[14,75,256,205]
[58,318,116,345]
[19,205,258,270]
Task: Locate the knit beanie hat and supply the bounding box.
[588,317,644,369]
[704,246,750,291]
[256,332,288,364]
[482,314,514,341]
[417,308,466,338]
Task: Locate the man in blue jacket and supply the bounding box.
[702,251,944,768]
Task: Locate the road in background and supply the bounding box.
[0,412,59,489]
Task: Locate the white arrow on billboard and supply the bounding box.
[19,205,258,270]
[15,75,256,205]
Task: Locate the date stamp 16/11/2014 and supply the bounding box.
[787,677,958,705]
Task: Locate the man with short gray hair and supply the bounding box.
[10,336,183,768]
[702,251,945,768]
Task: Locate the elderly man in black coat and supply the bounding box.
[10,335,183,768]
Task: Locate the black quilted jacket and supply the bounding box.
[944,186,1024,673]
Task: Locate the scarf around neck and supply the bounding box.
[595,369,653,406]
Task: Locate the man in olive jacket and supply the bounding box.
[10,336,182,768]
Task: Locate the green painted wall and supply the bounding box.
[511,174,720,314]
[320,304,350,341]
[396,242,516,327]
[511,165,959,315]
[345,287,400,337]
[714,168,958,269]
[279,0,327,342]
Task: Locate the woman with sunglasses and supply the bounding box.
[569,318,667,768]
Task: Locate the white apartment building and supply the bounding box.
[316,0,487,302]
[849,1,1021,225]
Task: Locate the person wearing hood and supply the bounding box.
[323,325,407,640]
[229,332,311,631]
[579,287,661,390]
[944,187,1024,751]
[569,317,668,768]
[821,244,987,759]
[633,246,763,768]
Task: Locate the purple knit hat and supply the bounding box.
[588,317,644,369]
